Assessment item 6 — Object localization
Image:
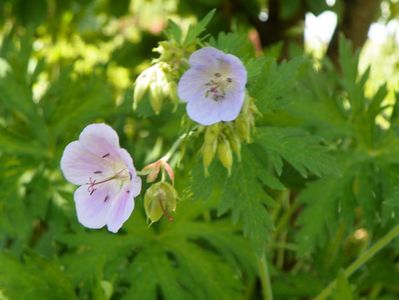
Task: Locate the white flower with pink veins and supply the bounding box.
[60,123,142,233]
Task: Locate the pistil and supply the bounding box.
[204,72,233,101]
[87,168,131,195]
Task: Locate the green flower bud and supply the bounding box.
[228,133,242,161]
[167,81,179,105]
[202,139,217,174]
[235,115,251,143]
[204,124,221,144]
[133,68,153,109]
[144,182,177,224]
[224,125,242,161]
[217,136,233,176]
[149,82,163,114]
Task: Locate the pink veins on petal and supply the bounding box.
[60,123,142,233]
[177,47,247,126]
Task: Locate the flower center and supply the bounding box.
[204,72,233,101]
[86,153,132,198]
[87,168,131,195]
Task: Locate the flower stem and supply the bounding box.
[314,224,399,300]
[161,126,198,162]
[258,254,274,300]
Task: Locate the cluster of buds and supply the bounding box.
[201,96,259,175]
[133,40,189,114]
[133,62,177,114]
[141,159,178,224]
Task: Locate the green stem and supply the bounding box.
[258,254,274,300]
[161,126,198,162]
[314,224,399,300]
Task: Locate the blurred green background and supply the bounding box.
[0,0,399,299]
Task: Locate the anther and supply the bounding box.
[104,195,109,202]
[102,153,110,158]
[94,170,102,174]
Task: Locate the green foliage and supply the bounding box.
[209,31,255,59]
[58,201,256,300]
[192,145,281,253]
[256,127,338,177]
[183,9,216,46]
[249,56,303,112]
[0,253,76,300]
[0,2,399,300]
[332,272,354,300]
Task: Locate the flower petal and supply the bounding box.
[130,173,142,198]
[219,89,246,122]
[60,141,114,185]
[224,54,247,88]
[189,47,224,67]
[177,67,211,103]
[118,148,134,170]
[79,123,121,159]
[186,96,222,126]
[106,185,135,233]
[74,182,117,229]
[118,148,142,197]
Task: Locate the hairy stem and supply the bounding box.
[258,254,274,300]
[314,224,399,300]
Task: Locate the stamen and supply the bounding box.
[86,168,132,195]
[204,73,231,102]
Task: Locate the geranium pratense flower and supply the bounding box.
[60,123,141,233]
[178,47,247,126]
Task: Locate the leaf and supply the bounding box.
[165,19,182,42]
[295,177,340,255]
[58,200,254,300]
[0,126,45,158]
[249,57,303,113]
[338,34,367,118]
[192,145,279,253]
[183,9,216,46]
[208,31,255,59]
[256,127,338,177]
[0,253,76,300]
[332,271,354,300]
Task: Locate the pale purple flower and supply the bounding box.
[60,123,142,233]
[178,47,247,126]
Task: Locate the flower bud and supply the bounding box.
[144,182,177,223]
[133,66,157,109]
[204,124,221,145]
[223,125,242,161]
[154,41,173,61]
[217,137,233,175]
[167,81,179,105]
[149,82,163,114]
[228,132,242,161]
[235,115,251,143]
[202,140,217,174]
